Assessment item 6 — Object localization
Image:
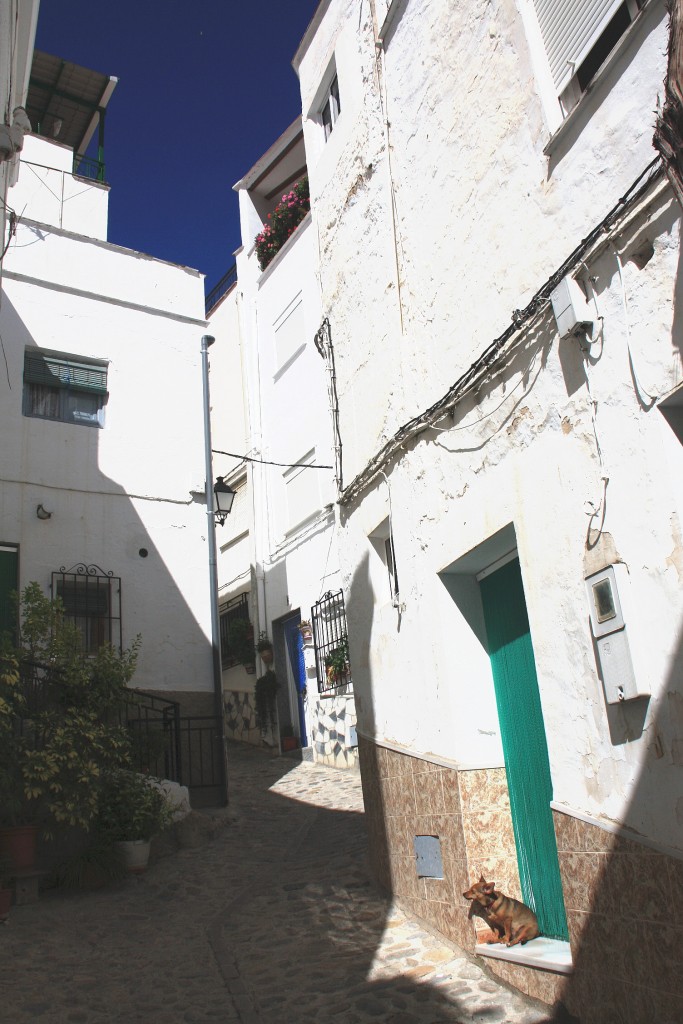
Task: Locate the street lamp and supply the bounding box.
[213,476,236,525]
[200,333,230,805]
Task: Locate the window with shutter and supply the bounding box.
[23,350,108,427]
[532,0,646,114]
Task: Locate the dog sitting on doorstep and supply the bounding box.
[463,876,539,947]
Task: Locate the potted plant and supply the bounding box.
[281,723,299,752]
[227,618,256,673]
[254,670,279,733]
[256,632,274,666]
[254,176,310,271]
[96,769,172,874]
[325,635,350,686]
[0,584,140,871]
[298,620,313,646]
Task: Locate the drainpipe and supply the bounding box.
[200,333,228,804]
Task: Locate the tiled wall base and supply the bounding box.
[553,808,683,1024]
[310,695,358,768]
[359,736,571,1009]
[224,690,263,747]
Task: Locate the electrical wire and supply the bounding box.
[612,244,657,408]
[212,449,333,470]
[339,157,664,507]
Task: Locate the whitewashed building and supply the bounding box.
[208,120,359,767]
[294,0,682,1019]
[0,54,216,736]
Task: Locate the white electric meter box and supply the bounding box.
[585,564,649,704]
[550,276,593,338]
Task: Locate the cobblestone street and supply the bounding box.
[1,742,560,1023]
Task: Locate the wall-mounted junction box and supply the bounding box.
[585,564,649,704]
[550,276,593,338]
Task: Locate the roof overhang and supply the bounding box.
[233,118,306,202]
[26,51,117,153]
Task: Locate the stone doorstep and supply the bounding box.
[475,936,573,974]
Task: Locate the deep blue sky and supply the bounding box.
[35,1,316,295]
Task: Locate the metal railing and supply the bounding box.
[72,153,106,183]
[125,693,225,794]
[205,263,238,316]
[312,589,352,694]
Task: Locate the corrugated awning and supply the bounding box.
[26,50,117,155]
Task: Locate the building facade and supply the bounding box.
[209,121,359,768]
[294,0,682,1019]
[0,55,215,724]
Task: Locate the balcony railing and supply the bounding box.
[205,263,238,317]
[72,153,106,183]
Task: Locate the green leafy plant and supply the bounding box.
[0,584,140,833]
[254,670,279,732]
[95,770,172,842]
[227,618,255,671]
[325,635,350,684]
[255,177,310,271]
[255,632,273,654]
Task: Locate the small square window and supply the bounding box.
[52,565,121,654]
[23,350,108,427]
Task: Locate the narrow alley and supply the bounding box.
[2,742,559,1024]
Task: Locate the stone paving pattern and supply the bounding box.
[1,742,565,1023]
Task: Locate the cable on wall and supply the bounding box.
[212,449,333,471]
[339,157,664,507]
[314,317,344,492]
[612,243,658,409]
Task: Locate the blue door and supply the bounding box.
[284,617,308,747]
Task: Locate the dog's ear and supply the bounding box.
[478,875,487,884]
[483,881,496,893]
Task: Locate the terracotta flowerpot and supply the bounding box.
[0,824,39,872]
[259,647,274,666]
[281,736,299,752]
[115,839,151,874]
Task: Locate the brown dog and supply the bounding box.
[463,876,539,947]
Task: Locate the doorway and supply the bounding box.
[478,555,568,940]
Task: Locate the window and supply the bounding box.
[219,592,251,669]
[283,450,320,533]
[23,350,108,427]
[321,74,341,141]
[311,589,352,694]
[532,0,646,115]
[384,535,400,604]
[52,564,122,654]
[370,517,400,605]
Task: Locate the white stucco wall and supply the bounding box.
[13,135,110,240]
[0,217,214,695]
[296,0,683,847]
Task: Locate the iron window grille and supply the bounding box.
[51,563,122,654]
[312,589,352,694]
[23,350,108,428]
[219,592,250,669]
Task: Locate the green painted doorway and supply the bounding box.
[479,556,568,940]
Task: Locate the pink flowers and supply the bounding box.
[254,176,310,271]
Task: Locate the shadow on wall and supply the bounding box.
[553,624,683,1023]
[343,518,683,1020]
[212,740,559,1023]
[0,293,214,715]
